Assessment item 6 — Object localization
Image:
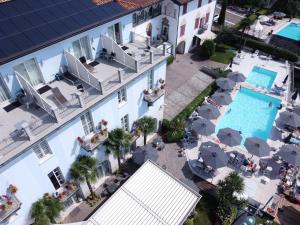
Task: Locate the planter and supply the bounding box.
[143,89,149,94]
[8,184,17,194]
[101,119,108,126]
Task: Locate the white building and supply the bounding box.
[0,0,215,224]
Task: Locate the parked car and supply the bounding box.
[152,137,165,150]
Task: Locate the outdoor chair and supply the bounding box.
[108,52,116,62]
[51,87,68,106]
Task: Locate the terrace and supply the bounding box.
[0,185,21,223]
[0,34,169,166]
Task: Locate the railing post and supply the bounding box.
[99,81,104,95]
[118,68,124,83]
[22,122,34,141]
[150,51,154,64]
[146,37,151,46]
[135,60,140,73]
[51,106,61,123]
[163,43,167,56]
[76,92,85,108]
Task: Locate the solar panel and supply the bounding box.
[0,0,129,65]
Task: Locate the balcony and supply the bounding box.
[78,129,108,151]
[143,88,165,106]
[0,185,21,223]
[54,181,80,203]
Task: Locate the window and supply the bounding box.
[200,18,205,28]
[205,12,210,23]
[14,58,43,87]
[209,0,212,3]
[33,140,52,160]
[133,4,161,27]
[198,0,202,8]
[48,167,65,190]
[182,4,187,15]
[81,111,94,135]
[0,77,9,103]
[121,114,129,131]
[118,88,127,104]
[72,36,92,60]
[195,18,200,29]
[148,71,154,90]
[180,25,185,37]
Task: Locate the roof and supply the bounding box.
[0,0,130,65]
[86,160,201,225]
[171,0,190,5]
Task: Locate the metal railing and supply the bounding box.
[15,71,56,119]
[64,51,102,92]
[101,35,137,71]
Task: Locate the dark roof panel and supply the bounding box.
[0,0,130,65]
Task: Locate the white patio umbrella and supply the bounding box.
[258,15,269,22]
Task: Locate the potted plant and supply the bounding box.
[101,119,108,126]
[143,89,149,95]
[154,88,159,95]
[91,134,98,144]
[77,137,84,144]
[160,84,165,90]
[159,78,165,84]
[1,204,8,211]
[43,193,52,200]
[8,184,17,194]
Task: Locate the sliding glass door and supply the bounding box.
[14,58,43,87]
[107,23,121,44]
[72,36,92,60]
[0,78,9,103]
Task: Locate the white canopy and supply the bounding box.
[85,160,201,225]
[258,15,269,22]
[195,30,217,44]
[251,20,264,32]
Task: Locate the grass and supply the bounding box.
[192,193,217,225]
[256,216,280,225]
[210,44,236,64]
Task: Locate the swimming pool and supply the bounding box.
[216,88,281,146]
[246,66,277,89]
[276,23,300,41]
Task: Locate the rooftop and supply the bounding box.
[85,160,201,225]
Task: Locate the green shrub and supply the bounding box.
[201,40,216,58]
[167,55,175,65]
[166,130,185,142]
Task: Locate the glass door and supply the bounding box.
[72,36,92,61]
[0,78,9,103]
[107,23,121,44]
[14,58,43,87]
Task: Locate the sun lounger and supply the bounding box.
[289,137,300,145]
[274,84,286,91]
[52,87,68,105]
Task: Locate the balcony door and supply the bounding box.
[14,58,43,87]
[107,23,121,44]
[72,36,92,61]
[0,78,9,103]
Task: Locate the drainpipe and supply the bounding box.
[174,4,180,59]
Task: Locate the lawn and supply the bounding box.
[256,216,280,225]
[190,193,217,225]
[210,44,236,64]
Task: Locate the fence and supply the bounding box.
[101,35,137,71]
[15,71,56,119]
[64,51,102,92]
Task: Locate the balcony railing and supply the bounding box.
[54,181,80,203]
[78,130,108,151]
[143,88,165,105]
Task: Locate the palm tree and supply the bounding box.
[238,17,251,53]
[218,0,228,26]
[137,116,157,145]
[105,128,131,170]
[70,155,98,199]
[31,195,63,225]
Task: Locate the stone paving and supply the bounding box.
[164,53,225,120]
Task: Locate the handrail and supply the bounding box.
[64,51,102,92]
[101,35,137,71]
[15,71,56,119]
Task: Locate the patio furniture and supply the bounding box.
[278,111,300,128]
[100,48,108,58]
[107,183,118,194]
[261,176,270,184]
[191,118,215,137]
[277,144,300,166]
[197,104,220,119]
[216,78,236,90]
[211,92,232,105]
[51,87,68,105]
[227,72,246,83]
[108,52,116,62]
[244,137,271,157]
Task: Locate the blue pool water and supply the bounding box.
[216,88,281,145]
[246,66,277,89]
[276,23,300,41]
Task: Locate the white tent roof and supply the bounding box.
[251,20,263,32]
[85,161,201,225]
[195,30,217,44]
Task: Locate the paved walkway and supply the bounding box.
[164,54,225,120]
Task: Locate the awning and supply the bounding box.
[195,30,216,44]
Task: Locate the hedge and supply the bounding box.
[234,8,268,30]
[167,55,174,66]
[216,31,299,62]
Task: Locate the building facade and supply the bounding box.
[0,0,216,224]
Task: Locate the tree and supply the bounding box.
[105,128,131,170]
[137,116,157,145]
[201,40,216,58]
[216,172,244,224]
[287,0,298,21]
[238,17,251,53]
[31,195,63,225]
[218,0,228,26]
[70,155,99,199]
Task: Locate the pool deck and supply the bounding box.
[185,51,291,207]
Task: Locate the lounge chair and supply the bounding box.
[289,137,300,145]
[79,56,95,72]
[51,87,68,105]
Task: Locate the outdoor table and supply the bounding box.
[266,166,273,172]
